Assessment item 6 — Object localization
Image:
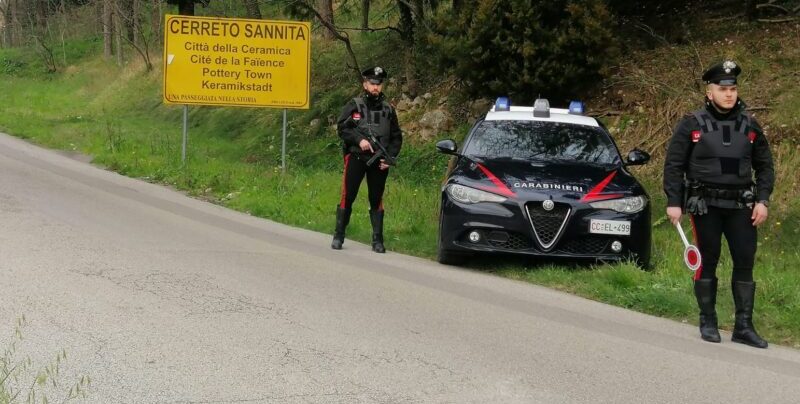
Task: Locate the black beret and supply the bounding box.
[702,60,741,85]
[361,66,387,84]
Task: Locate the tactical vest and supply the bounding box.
[687,109,755,187]
[354,97,392,147]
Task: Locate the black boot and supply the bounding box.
[731,281,768,349]
[331,207,351,250]
[369,209,385,253]
[694,279,721,343]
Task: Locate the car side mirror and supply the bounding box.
[626,149,650,166]
[436,139,458,155]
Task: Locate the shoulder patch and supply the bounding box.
[691,130,701,143]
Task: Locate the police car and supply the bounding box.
[436,97,652,268]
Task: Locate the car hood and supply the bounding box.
[452,158,643,202]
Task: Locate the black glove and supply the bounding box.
[685,196,708,215]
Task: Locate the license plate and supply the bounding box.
[589,219,631,235]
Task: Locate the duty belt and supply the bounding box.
[689,183,755,203]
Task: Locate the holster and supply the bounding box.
[684,181,707,215]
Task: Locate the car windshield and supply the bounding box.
[464,120,620,165]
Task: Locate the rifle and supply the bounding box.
[343,107,397,167]
[362,123,397,167]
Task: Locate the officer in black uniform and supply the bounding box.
[331,66,403,253]
[664,60,774,348]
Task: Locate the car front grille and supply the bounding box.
[555,237,610,255]
[486,231,531,250]
[526,203,571,250]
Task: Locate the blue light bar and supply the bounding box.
[495,97,511,112]
[568,100,585,115]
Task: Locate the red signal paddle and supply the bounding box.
[675,223,702,272]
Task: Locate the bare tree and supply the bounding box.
[114,0,155,70]
[293,0,361,81]
[1,0,14,47]
[318,0,334,39]
[33,0,46,28]
[243,0,261,19]
[103,0,113,59]
[10,0,21,46]
[151,0,162,44]
[114,1,123,65]
[397,0,417,96]
[132,0,141,46]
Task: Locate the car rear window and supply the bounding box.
[464,120,620,165]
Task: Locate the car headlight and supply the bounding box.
[446,184,507,204]
[589,196,647,213]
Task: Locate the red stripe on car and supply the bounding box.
[580,171,624,202]
[475,163,516,198]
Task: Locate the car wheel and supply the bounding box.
[633,252,652,271]
[437,210,467,265]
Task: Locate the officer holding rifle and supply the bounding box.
[331,66,403,253]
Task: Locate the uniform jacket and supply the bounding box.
[663,99,774,207]
[336,93,403,159]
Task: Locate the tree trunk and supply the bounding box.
[398,0,413,43]
[103,0,113,59]
[151,0,162,44]
[397,0,418,97]
[361,0,369,30]
[114,2,123,65]
[132,0,141,46]
[243,0,261,19]
[453,0,463,13]
[745,0,758,21]
[114,0,134,42]
[11,0,22,47]
[319,0,334,39]
[34,0,47,28]
[2,0,14,47]
[178,0,194,16]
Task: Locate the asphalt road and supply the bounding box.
[1,132,799,404]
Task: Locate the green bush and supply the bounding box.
[425,0,619,104]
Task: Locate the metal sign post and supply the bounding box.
[281,109,287,172]
[182,105,188,163]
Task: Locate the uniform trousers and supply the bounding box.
[691,206,756,282]
[339,153,388,211]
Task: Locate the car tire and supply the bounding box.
[634,254,652,271]
[437,207,468,266]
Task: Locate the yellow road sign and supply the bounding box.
[163,15,310,109]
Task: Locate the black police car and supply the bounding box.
[436,98,652,268]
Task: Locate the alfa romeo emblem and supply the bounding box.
[542,200,555,211]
